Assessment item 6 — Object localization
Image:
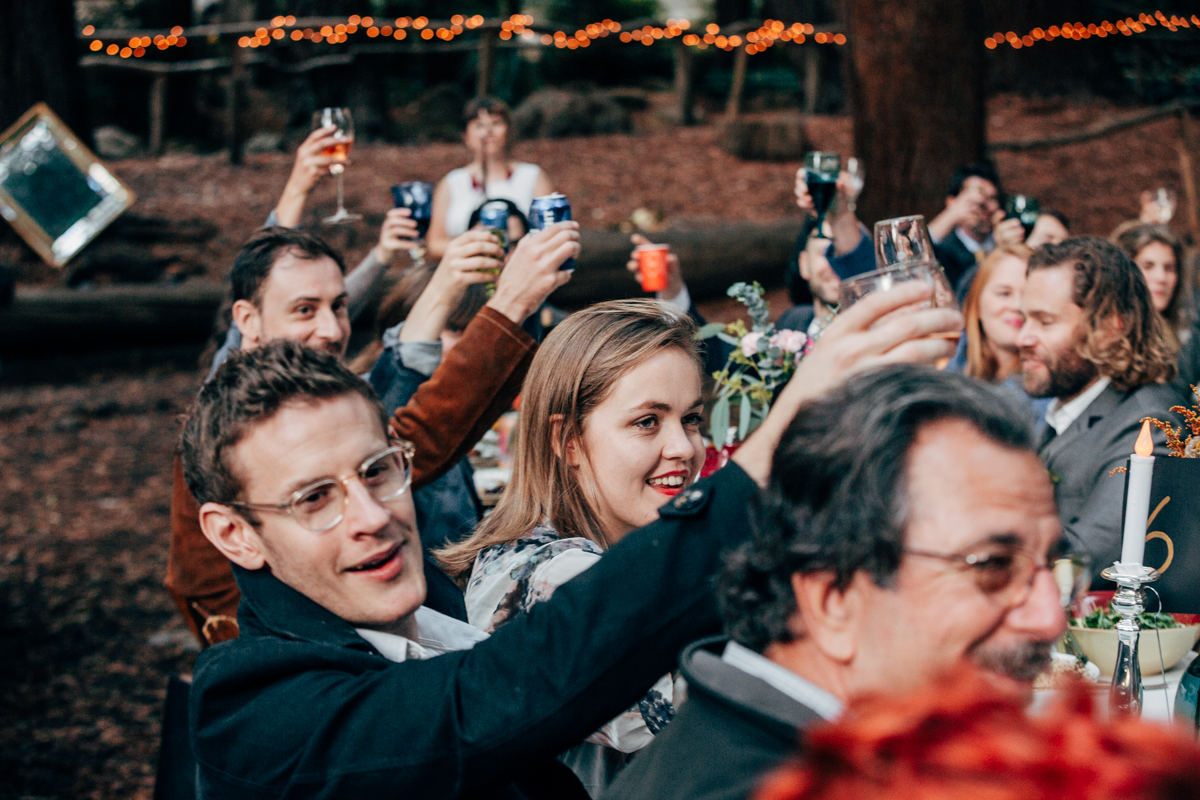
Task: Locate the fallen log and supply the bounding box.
[0,281,226,356]
[0,220,802,357]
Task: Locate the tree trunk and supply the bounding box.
[0,0,87,135]
[845,0,985,224]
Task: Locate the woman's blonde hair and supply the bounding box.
[962,243,1034,382]
[436,299,701,582]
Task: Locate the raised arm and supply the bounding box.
[389,222,579,484]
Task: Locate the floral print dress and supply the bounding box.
[465,527,680,795]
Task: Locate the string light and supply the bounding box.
[984,10,1198,49]
[79,12,838,59]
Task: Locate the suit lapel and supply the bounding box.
[1041,386,1125,464]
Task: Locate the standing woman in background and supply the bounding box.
[1113,223,1196,399]
[426,97,555,261]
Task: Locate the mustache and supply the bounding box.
[971,641,1054,682]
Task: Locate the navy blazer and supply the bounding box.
[190,464,760,799]
[603,638,823,800]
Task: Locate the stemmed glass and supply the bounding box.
[839,216,959,367]
[390,181,435,267]
[803,151,840,236]
[1153,187,1176,224]
[844,157,864,213]
[312,107,360,224]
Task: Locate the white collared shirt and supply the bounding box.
[954,226,994,255]
[356,606,489,663]
[1044,376,1112,436]
[721,641,843,721]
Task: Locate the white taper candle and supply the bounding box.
[1119,420,1155,568]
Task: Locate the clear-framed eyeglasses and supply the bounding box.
[904,543,1091,610]
[229,441,415,533]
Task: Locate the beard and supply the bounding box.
[971,640,1054,683]
[1022,338,1098,400]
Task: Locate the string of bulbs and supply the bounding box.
[80,9,1196,62]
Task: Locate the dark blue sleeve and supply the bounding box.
[368,346,428,419]
[828,229,875,281]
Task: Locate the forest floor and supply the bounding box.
[0,93,1195,799]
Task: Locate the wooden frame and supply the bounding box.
[0,102,135,267]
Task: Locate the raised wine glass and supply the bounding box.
[313,107,360,224]
[803,151,840,236]
[390,181,435,267]
[843,215,960,367]
[1153,187,1176,224]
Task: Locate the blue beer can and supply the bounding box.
[391,181,434,239]
[528,192,574,270]
[478,201,510,251]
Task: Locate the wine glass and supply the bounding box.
[313,107,360,224]
[803,151,840,235]
[874,215,937,270]
[390,181,435,266]
[844,157,864,213]
[1153,187,1176,224]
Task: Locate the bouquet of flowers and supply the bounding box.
[696,281,810,445]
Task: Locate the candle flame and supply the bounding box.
[1135,419,1154,457]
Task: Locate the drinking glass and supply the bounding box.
[1153,187,1176,224]
[850,219,960,367]
[313,107,360,224]
[1005,194,1040,239]
[844,157,864,212]
[391,181,435,266]
[803,151,840,234]
[874,215,937,270]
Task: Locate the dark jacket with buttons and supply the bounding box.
[603,638,823,800]
[189,464,759,800]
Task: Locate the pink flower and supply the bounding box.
[741,331,764,357]
[769,329,808,354]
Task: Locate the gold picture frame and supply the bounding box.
[0,102,135,267]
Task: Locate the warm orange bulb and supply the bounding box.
[1135,420,1154,457]
[82,24,95,35]
[90,39,103,51]
[171,26,183,36]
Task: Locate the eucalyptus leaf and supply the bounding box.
[695,322,727,340]
[710,393,730,446]
[716,332,742,346]
[738,397,751,441]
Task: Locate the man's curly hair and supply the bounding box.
[1028,237,1178,390]
[718,366,1034,653]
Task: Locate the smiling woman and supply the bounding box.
[435,299,704,794]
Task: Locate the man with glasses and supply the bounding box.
[604,366,1087,800]
[180,283,961,799]
[167,222,577,644]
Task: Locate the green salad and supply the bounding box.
[1073,605,1180,630]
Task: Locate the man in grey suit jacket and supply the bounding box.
[1017,237,1180,572]
[604,367,1078,800]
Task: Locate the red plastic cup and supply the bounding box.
[634,244,670,293]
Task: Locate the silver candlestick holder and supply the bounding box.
[1101,563,1159,716]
